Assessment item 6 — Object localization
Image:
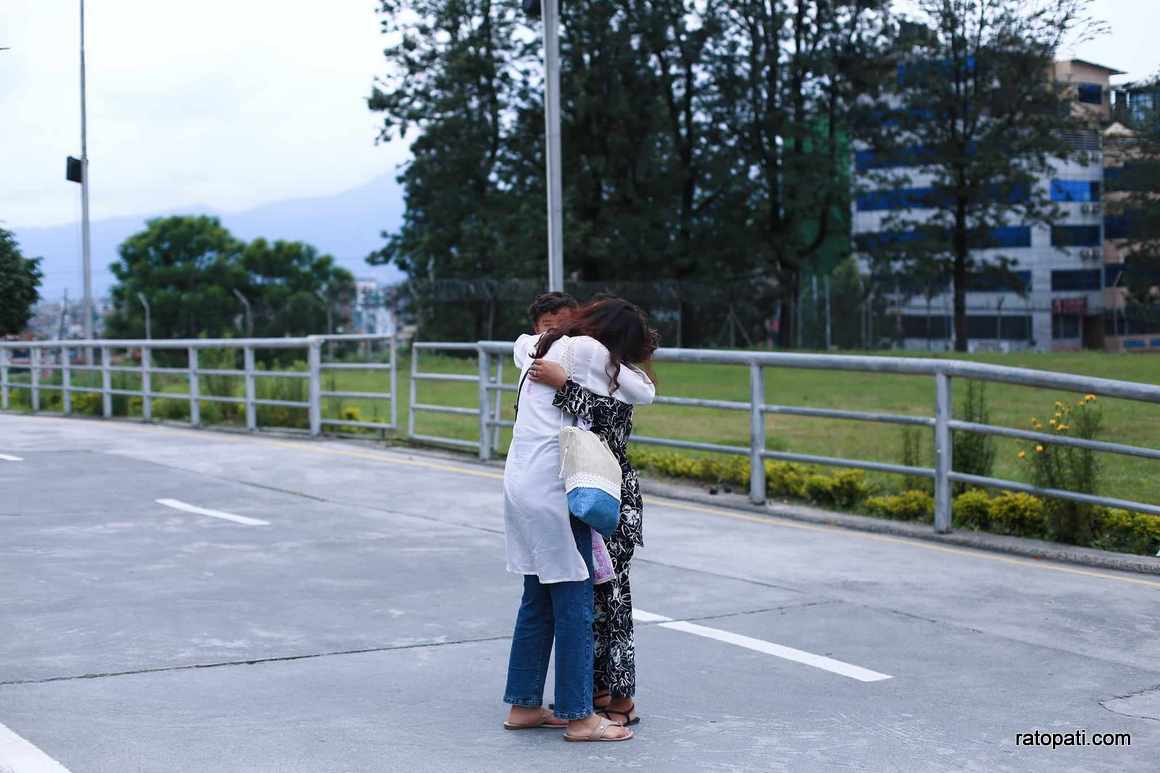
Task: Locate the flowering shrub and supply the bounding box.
[1017,395,1103,544]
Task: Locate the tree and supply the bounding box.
[365,1,881,346]
[860,0,1101,351]
[242,238,356,336]
[368,0,534,339]
[106,216,353,340]
[0,227,44,336]
[713,0,890,347]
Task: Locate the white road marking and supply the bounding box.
[0,453,23,461]
[0,720,72,773]
[155,498,270,526]
[634,608,892,683]
[631,609,673,624]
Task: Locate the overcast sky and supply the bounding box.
[1,0,409,229]
[2,0,1158,230]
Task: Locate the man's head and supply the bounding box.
[528,292,579,333]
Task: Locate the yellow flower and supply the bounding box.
[1076,400,1085,407]
[1054,400,1064,408]
[1018,450,1026,460]
[1035,445,1045,453]
[1049,418,1058,427]
[1084,394,1096,402]
[1057,423,1070,431]
[1030,418,1042,429]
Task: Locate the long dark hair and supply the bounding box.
[533,297,659,395]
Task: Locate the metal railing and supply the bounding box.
[407,342,510,454]
[414,341,1160,532]
[0,334,397,437]
[5,335,1157,533]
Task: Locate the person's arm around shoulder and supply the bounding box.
[571,335,655,405]
[614,363,655,406]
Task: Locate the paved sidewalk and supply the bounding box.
[1,415,1157,772]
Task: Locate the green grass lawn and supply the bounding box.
[5,348,1158,506]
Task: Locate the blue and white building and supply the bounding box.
[852,59,1122,352]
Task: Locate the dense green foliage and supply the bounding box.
[0,227,43,335]
[105,216,355,340]
[368,1,1117,348]
[369,0,885,344]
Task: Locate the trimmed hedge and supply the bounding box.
[627,448,865,506]
[628,447,1160,557]
[864,490,934,522]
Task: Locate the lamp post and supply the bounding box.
[79,0,93,348]
[524,0,564,292]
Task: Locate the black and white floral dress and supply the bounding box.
[554,380,643,699]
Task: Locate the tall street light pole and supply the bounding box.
[541,0,564,292]
[79,0,94,346]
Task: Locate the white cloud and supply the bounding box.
[0,0,410,227]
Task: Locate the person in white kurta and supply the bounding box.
[503,333,656,583]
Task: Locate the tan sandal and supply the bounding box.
[504,708,568,730]
[563,717,634,742]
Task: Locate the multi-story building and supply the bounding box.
[1103,80,1160,352]
[851,59,1124,352]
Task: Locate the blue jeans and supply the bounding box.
[503,518,594,720]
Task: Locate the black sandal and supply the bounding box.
[597,703,641,727]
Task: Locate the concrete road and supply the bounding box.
[1,414,1157,773]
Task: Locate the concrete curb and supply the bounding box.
[639,477,1160,577]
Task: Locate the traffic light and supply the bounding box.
[66,156,83,183]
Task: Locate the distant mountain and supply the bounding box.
[12,174,406,301]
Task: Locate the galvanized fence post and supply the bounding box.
[243,346,256,431]
[140,347,151,420]
[60,345,72,415]
[408,344,418,440]
[390,334,399,431]
[100,346,112,417]
[307,337,322,436]
[0,348,8,409]
[188,347,200,426]
[478,349,492,462]
[749,362,767,504]
[492,358,504,455]
[933,372,953,533]
[30,347,41,412]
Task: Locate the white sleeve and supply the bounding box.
[615,364,656,406]
[568,336,655,405]
[513,333,541,369]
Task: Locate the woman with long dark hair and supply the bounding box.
[502,298,656,742]
[526,298,658,728]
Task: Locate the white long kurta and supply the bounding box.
[503,334,655,583]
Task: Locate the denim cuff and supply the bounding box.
[503,695,543,708]
[552,707,592,721]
